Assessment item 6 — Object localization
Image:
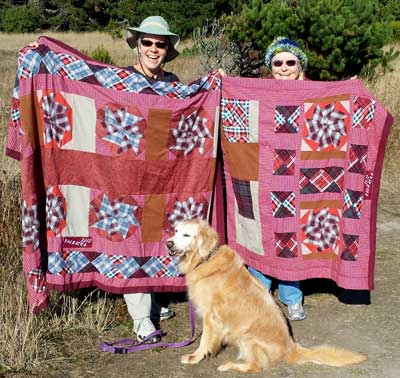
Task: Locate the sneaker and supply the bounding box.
[160,306,175,321]
[287,302,306,321]
[133,317,161,343]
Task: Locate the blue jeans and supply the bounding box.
[248,266,302,306]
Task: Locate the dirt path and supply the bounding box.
[4,214,400,378]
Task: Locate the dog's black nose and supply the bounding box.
[166,240,174,249]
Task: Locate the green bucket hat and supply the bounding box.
[126,16,180,62]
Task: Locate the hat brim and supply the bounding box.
[126,28,180,62]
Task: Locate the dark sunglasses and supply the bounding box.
[140,39,168,49]
[272,59,298,67]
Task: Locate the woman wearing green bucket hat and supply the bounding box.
[27,15,181,344]
[123,16,180,344]
[125,15,180,81]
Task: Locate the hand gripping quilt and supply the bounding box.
[6,38,393,313]
[6,37,221,313]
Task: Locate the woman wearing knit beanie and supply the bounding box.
[264,36,308,80]
[248,36,308,321]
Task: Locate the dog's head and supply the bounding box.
[165,219,219,261]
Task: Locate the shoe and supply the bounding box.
[133,317,161,343]
[287,302,306,321]
[160,306,175,321]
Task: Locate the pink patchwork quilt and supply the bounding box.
[6,38,393,313]
[220,76,393,290]
[6,37,220,313]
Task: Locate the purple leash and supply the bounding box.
[100,301,196,353]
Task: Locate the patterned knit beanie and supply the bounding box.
[264,36,308,71]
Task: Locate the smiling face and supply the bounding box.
[271,51,301,80]
[137,33,169,75]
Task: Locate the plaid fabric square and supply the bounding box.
[275,232,298,258]
[22,201,40,249]
[352,96,376,129]
[232,178,254,219]
[273,149,296,175]
[92,254,141,279]
[274,106,300,133]
[343,189,363,219]
[63,60,93,80]
[141,257,180,278]
[42,93,71,146]
[167,196,207,227]
[300,167,344,194]
[91,194,140,239]
[18,49,42,77]
[348,144,368,174]
[341,234,359,261]
[270,191,296,218]
[101,106,144,155]
[48,253,65,274]
[28,269,46,293]
[221,98,250,142]
[64,251,91,274]
[305,102,347,149]
[302,208,340,252]
[170,109,212,155]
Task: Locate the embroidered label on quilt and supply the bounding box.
[363,171,374,200]
[62,237,92,248]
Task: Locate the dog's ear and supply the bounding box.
[197,222,219,258]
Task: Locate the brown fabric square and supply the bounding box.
[141,194,166,242]
[222,138,259,181]
[145,109,173,160]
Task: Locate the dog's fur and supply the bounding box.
[166,219,367,373]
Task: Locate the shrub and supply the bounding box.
[90,46,114,65]
[388,21,400,42]
[0,4,43,33]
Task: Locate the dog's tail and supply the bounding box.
[286,343,367,367]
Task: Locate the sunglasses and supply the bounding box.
[272,59,298,67]
[140,39,168,49]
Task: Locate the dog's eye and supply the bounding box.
[183,234,191,237]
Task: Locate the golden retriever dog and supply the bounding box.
[165,218,367,373]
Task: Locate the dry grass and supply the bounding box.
[0,32,399,373]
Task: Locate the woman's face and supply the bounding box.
[271,52,301,80]
[138,33,169,73]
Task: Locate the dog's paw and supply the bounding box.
[181,353,201,364]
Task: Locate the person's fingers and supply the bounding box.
[218,68,226,77]
[28,41,39,48]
